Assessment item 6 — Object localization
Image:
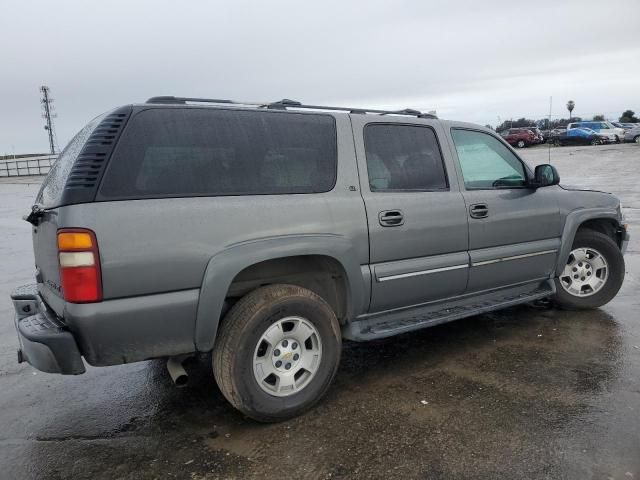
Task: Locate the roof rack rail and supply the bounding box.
[144,96,438,119]
[146,96,236,105]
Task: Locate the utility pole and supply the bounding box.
[548,96,553,164]
[40,86,57,155]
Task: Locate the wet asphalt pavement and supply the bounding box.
[1,143,639,479]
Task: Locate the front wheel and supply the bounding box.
[590,138,599,146]
[553,230,625,309]
[634,135,640,144]
[213,284,342,422]
[517,140,526,148]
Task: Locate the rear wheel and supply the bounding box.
[517,140,526,148]
[634,135,640,144]
[590,138,599,146]
[213,284,342,422]
[553,230,624,309]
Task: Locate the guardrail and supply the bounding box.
[0,155,57,177]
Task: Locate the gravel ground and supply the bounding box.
[0,143,639,479]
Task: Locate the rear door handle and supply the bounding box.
[379,210,404,227]
[469,203,489,219]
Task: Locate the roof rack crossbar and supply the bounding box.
[145,96,438,119]
[267,99,303,109]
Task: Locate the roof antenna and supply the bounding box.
[547,96,553,164]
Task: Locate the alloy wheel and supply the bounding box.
[559,247,608,297]
[253,316,322,397]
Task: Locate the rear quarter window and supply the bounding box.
[363,123,448,192]
[98,108,338,199]
[36,113,106,208]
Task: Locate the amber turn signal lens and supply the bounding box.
[57,232,93,250]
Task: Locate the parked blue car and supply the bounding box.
[567,121,625,143]
[553,128,609,146]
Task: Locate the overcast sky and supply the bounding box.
[1,0,639,154]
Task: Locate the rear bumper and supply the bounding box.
[11,284,85,375]
[11,283,199,368]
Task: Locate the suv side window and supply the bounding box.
[363,124,448,192]
[99,108,337,199]
[451,129,527,189]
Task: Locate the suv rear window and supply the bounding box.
[98,108,337,199]
[363,124,447,192]
[36,113,106,208]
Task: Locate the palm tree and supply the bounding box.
[567,100,575,120]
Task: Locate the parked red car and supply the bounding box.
[499,128,540,148]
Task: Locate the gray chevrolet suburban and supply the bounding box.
[11,97,629,422]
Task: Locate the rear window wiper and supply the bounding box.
[24,204,45,226]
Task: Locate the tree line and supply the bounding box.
[492,110,638,132]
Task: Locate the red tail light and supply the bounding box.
[57,229,102,303]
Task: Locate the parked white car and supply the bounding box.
[567,121,626,143]
[613,122,637,131]
[624,127,640,143]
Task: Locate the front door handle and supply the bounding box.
[379,210,404,227]
[469,203,489,219]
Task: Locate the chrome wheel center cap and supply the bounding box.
[271,338,301,372]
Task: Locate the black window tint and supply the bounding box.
[99,108,337,198]
[364,124,447,192]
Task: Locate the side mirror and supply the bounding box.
[533,164,560,188]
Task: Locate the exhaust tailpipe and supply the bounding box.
[166,356,189,387]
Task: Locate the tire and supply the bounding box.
[634,135,640,144]
[213,284,342,422]
[590,138,599,146]
[553,230,625,309]
[517,140,526,148]
[553,139,562,147]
